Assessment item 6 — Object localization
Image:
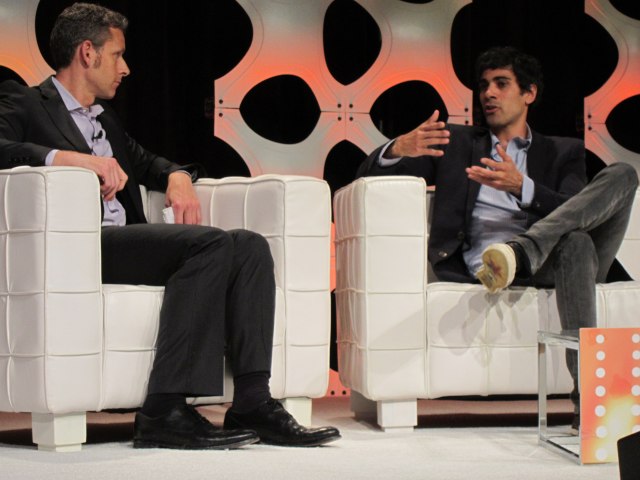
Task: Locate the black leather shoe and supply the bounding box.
[224,398,341,447]
[133,404,259,450]
[506,241,532,278]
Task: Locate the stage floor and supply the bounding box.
[0,396,618,480]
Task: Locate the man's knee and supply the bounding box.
[187,227,234,261]
[603,162,638,190]
[229,229,274,265]
[555,231,597,267]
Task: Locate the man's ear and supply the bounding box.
[78,40,94,67]
[524,84,538,106]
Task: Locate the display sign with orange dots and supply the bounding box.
[580,328,640,463]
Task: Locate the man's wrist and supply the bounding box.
[384,140,398,159]
[169,170,193,181]
[517,175,534,207]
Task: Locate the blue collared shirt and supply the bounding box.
[46,77,126,226]
[462,129,534,275]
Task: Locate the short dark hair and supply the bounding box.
[49,2,128,70]
[475,46,544,106]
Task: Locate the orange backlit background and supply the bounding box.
[1,0,639,399]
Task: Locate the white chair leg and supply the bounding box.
[31,412,87,452]
[280,397,312,426]
[377,399,417,433]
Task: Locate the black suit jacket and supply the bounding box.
[357,124,587,281]
[0,77,195,224]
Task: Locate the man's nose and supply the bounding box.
[120,59,130,77]
[485,83,498,97]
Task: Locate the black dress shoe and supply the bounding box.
[224,398,341,447]
[133,404,259,450]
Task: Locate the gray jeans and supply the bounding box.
[513,162,638,403]
[515,162,638,329]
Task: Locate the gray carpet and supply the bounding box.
[0,397,620,479]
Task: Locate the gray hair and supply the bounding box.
[49,2,128,70]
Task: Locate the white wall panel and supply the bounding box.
[0,0,53,84]
[585,0,640,173]
[1,0,636,186]
[215,0,472,177]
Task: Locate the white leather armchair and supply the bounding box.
[334,175,640,432]
[0,166,332,451]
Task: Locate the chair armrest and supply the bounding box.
[333,176,429,400]
[195,175,332,398]
[193,174,330,285]
[141,174,332,397]
[0,166,103,413]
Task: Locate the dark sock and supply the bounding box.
[231,371,271,414]
[140,393,185,417]
[507,241,531,277]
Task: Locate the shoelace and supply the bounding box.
[185,405,213,427]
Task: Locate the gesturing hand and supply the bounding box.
[465,144,523,197]
[385,110,450,158]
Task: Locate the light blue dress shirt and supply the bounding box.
[462,129,533,274]
[46,77,126,226]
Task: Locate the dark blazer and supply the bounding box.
[0,77,193,224]
[357,123,587,281]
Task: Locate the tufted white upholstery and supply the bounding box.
[0,167,331,451]
[334,176,640,432]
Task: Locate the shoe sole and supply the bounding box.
[133,435,259,450]
[258,433,342,448]
[476,244,516,294]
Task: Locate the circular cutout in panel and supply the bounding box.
[581,14,618,97]
[610,0,640,20]
[205,137,250,178]
[370,81,448,140]
[36,0,89,70]
[324,140,367,197]
[208,0,253,79]
[606,95,640,155]
[450,2,475,91]
[0,67,27,85]
[240,75,320,144]
[585,149,606,181]
[38,0,251,78]
[324,0,381,86]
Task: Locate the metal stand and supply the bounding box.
[538,330,581,464]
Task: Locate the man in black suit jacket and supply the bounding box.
[0,2,339,450]
[359,122,587,283]
[358,46,638,428]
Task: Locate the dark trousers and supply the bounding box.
[101,224,275,397]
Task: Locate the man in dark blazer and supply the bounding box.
[0,2,339,450]
[358,46,637,430]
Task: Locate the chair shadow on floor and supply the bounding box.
[416,395,574,429]
[417,411,573,428]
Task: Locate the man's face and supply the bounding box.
[478,67,536,134]
[87,27,130,100]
